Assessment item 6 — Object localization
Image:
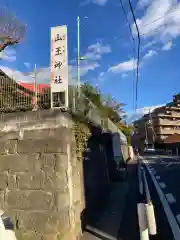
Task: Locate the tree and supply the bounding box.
[81,82,101,107]
[119,123,134,145]
[39,81,125,125]
[81,81,125,123]
[0,6,26,53]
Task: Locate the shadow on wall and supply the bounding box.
[80,125,120,232]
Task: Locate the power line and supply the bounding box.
[119,0,136,112]
[115,6,180,42]
[140,21,169,37]
[127,0,141,114]
[139,7,180,38]
[141,6,180,29]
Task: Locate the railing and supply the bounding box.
[101,118,127,144]
[159,128,180,135]
[0,69,127,143]
[159,118,180,126]
[158,112,180,118]
[0,70,51,112]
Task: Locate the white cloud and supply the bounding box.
[86,42,111,60]
[81,0,108,6]
[79,62,100,76]
[99,72,105,77]
[143,49,157,59]
[24,62,31,68]
[88,42,111,53]
[69,61,100,79]
[121,73,128,78]
[0,48,16,62]
[108,58,137,73]
[0,66,31,82]
[69,42,109,79]
[107,48,157,75]
[162,41,173,50]
[133,0,180,43]
[138,0,151,9]
[136,105,164,115]
[0,65,78,85]
[126,104,165,123]
[0,66,50,83]
[93,0,108,5]
[96,71,105,84]
[85,52,101,60]
[141,40,157,51]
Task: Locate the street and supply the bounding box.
[142,154,180,240]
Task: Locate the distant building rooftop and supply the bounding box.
[18,82,50,94]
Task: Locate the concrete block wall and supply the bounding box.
[121,144,129,162]
[0,110,83,240]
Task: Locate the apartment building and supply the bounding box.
[132,93,180,148]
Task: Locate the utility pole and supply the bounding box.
[32,64,38,111]
[77,16,81,101]
[145,122,148,146]
[76,16,88,108]
[149,109,155,149]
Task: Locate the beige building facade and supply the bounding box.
[132,93,180,149]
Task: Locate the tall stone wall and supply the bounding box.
[0,110,122,239]
[0,110,83,240]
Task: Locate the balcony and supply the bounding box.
[159,118,180,126]
[158,112,180,118]
[159,128,180,135]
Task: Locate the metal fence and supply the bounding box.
[0,70,50,112]
[0,69,127,143]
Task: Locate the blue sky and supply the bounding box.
[0,0,180,121]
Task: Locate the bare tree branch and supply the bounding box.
[0,6,26,53]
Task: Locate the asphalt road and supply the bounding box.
[142,154,180,240]
[81,160,140,240]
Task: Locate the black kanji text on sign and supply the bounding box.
[54,76,63,84]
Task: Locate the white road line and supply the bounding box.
[176,214,180,226]
[159,182,166,189]
[144,159,180,240]
[160,159,165,164]
[166,163,173,168]
[166,193,176,204]
[151,169,156,175]
[86,225,117,240]
[155,176,160,180]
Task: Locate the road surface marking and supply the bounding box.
[151,169,156,175]
[86,225,117,240]
[159,182,166,189]
[160,159,165,164]
[144,159,180,240]
[165,193,176,204]
[166,163,173,168]
[176,214,180,225]
[155,176,160,180]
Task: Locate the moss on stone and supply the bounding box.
[72,119,91,162]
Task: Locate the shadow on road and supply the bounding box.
[80,125,137,239]
[117,161,140,240]
[81,156,140,240]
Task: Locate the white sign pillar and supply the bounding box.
[50,25,68,109]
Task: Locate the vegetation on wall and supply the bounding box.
[72,119,91,162]
[81,82,125,124]
[119,123,134,145]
